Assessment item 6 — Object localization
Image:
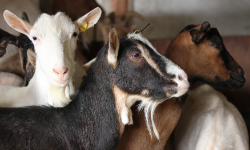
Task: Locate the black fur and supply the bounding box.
[179,24,196,33]
[0,28,18,57]
[0,38,120,150]
[17,32,35,85]
[0,29,177,149]
[20,12,35,85]
[114,36,178,100]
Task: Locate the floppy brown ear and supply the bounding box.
[190,21,211,44]
[0,29,18,57]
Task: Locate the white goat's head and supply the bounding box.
[3,7,102,87]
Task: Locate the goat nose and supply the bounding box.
[53,67,69,76]
[178,74,188,81]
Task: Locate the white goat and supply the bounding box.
[173,84,249,150]
[0,7,102,107]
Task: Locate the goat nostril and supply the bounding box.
[178,75,188,81]
[63,68,69,74]
[53,67,69,75]
[178,75,183,80]
[53,69,59,75]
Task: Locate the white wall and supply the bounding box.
[98,0,250,39]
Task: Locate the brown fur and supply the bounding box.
[165,30,231,81]
[0,51,24,78]
[117,98,182,150]
[113,85,130,137]
[117,23,244,149]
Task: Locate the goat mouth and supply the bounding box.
[53,78,69,84]
[229,76,245,89]
[166,87,189,98]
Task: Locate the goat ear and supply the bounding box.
[107,26,119,68]
[190,21,211,44]
[82,58,96,74]
[0,29,18,57]
[190,29,205,44]
[27,49,36,68]
[22,12,30,23]
[200,21,210,32]
[75,7,102,31]
[3,10,33,36]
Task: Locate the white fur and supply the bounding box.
[173,84,249,150]
[138,99,163,140]
[121,108,130,125]
[114,86,163,139]
[0,8,102,107]
[128,33,189,98]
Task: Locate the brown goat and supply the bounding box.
[117,22,245,150]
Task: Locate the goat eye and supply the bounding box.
[215,44,220,48]
[133,53,140,58]
[73,32,78,37]
[32,37,37,40]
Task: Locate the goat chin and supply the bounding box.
[138,100,164,140]
[50,84,71,107]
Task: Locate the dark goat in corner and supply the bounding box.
[117,22,245,150]
[0,26,189,149]
[0,12,35,85]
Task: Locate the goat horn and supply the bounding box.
[137,23,150,34]
[122,11,143,22]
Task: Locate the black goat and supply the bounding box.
[0,26,189,149]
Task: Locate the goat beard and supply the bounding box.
[138,100,164,140]
[50,84,71,107]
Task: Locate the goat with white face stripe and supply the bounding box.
[121,33,189,99]
[0,8,101,107]
[110,28,189,137]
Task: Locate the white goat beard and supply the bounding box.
[138,100,163,140]
[50,84,71,107]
